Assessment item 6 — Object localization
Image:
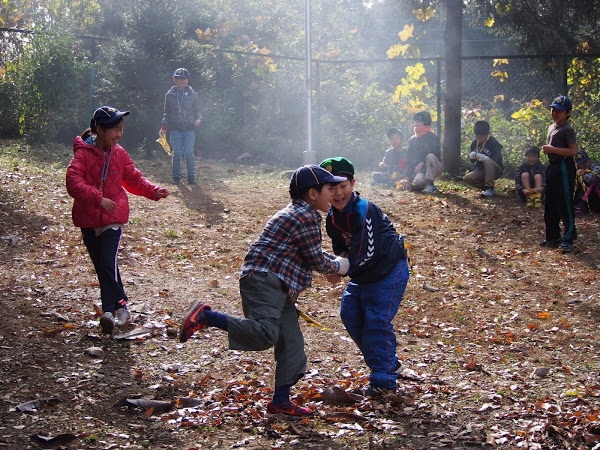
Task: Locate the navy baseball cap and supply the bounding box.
[550,95,572,111]
[91,106,130,127]
[173,68,190,78]
[289,165,347,195]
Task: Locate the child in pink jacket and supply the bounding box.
[66,106,170,334]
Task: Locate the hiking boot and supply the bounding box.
[115,307,132,327]
[559,241,573,252]
[179,300,211,342]
[481,188,495,198]
[266,400,312,417]
[188,179,197,185]
[172,178,180,185]
[100,312,115,335]
[422,184,438,194]
[540,239,561,248]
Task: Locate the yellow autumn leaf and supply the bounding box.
[387,43,410,59]
[494,94,505,102]
[493,59,509,66]
[485,17,495,27]
[413,6,435,22]
[406,62,426,80]
[398,24,414,42]
[349,26,358,34]
[491,70,509,81]
[537,311,552,319]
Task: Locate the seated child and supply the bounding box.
[514,146,546,207]
[575,150,600,214]
[463,120,504,198]
[371,128,408,186]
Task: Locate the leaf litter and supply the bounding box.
[0,144,600,448]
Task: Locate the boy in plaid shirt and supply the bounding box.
[179,165,349,417]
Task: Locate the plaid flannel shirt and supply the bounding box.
[240,199,340,295]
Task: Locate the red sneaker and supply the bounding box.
[266,401,312,417]
[179,300,211,343]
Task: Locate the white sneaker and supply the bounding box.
[100,312,115,334]
[115,307,132,327]
[481,188,495,198]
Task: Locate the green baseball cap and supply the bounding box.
[319,157,355,177]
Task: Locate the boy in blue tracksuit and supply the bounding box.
[320,157,409,396]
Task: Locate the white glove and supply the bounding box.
[469,151,478,160]
[334,256,350,275]
[475,153,489,162]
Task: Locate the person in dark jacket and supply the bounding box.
[541,95,579,252]
[371,128,408,186]
[320,156,410,397]
[66,106,170,335]
[160,68,203,185]
[515,146,546,207]
[405,111,443,193]
[463,120,504,198]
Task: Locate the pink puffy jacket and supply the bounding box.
[66,136,161,228]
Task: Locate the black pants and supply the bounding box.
[82,227,127,313]
[544,160,577,243]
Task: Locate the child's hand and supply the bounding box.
[100,197,116,211]
[325,273,342,284]
[155,188,170,199]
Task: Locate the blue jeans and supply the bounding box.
[170,130,196,182]
[340,259,409,389]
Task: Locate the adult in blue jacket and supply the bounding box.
[320,156,410,396]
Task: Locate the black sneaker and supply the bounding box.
[364,385,392,398]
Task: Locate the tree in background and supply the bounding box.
[7,28,89,142]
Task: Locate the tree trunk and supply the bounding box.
[442,0,463,177]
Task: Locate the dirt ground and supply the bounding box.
[1,140,600,449]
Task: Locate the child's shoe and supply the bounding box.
[266,400,312,417]
[115,307,132,327]
[526,195,534,207]
[100,312,115,335]
[179,300,211,342]
[533,195,542,208]
[559,241,573,252]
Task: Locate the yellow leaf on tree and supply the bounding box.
[491,70,509,81]
[485,17,495,27]
[398,24,414,42]
[387,43,410,59]
[406,63,426,80]
[413,6,436,22]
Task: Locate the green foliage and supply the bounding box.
[92,0,213,153]
[9,28,89,143]
[0,80,20,137]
